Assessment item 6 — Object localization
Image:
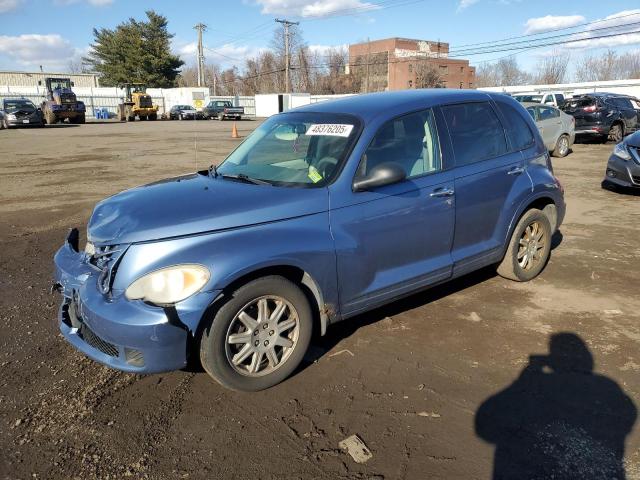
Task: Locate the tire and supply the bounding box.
[552,134,570,158]
[609,123,623,143]
[218,113,224,121]
[199,276,313,391]
[149,113,157,121]
[179,114,183,120]
[497,208,552,282]
[140,115,147,121]
[76,114,86,124]
[45,110,56,125]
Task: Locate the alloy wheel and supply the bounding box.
[517,221,546,271]
[557,136,569,156]
[225,296,300,377]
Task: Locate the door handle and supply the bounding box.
[430,187,455,197]
[507,167,525,175]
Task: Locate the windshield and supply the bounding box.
[514,95,543,103]
[3,99,36,112]
[216,112,361,187]
[49,79,71,90]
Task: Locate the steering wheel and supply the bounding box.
[315,156,339,178]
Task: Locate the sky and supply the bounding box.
[0,0,639,74]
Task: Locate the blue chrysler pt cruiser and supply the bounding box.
[53,90,565,391]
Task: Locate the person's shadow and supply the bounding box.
[476,333,636,480]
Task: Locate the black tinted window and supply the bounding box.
[442,102,507,166]
[495,101,534,151]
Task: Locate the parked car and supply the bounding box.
[0,110,5,129]
[603,130,640,191]
[1,98,44,128]
[523,103,575,157]
[514,92,566,108]
[202,100,244,120]
[169,104,201,120]
[561,93,640,143]
[53,90,565,391]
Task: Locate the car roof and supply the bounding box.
[291,89,501,122]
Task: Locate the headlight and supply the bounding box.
[84,242,95,256]
[613,143,631,161]
[125,264,210,305]
[7,114,16,120]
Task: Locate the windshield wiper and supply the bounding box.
[220,173,272,186]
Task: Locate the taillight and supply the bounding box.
[583,105,597,112]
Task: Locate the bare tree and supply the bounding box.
[414,61,443,88]
[575,50,640,82]
[533,51,570,84]
[475,57,531,87]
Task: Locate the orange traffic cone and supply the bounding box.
[231,121,239,139]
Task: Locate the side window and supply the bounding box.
[555,94,565,104]
[442,102,507,166]
[618,98,633,109]
[495,101,535,151]
[538,106,559,120]
[358,109,441,179]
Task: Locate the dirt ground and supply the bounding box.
[1,119,639,480]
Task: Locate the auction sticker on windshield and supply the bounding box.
[305,124,354,137]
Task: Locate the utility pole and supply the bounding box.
[194,23,207,87]
[275,18,299,93]
[365,37,370,93]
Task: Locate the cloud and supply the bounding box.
[174,40,264,67]
[524,14,585,34]
[255,0,379,18]
[0,34,85,69]
[457,0,479,12]
[564,9,640,50]
[0,0,22,13]
[308,44,348,55]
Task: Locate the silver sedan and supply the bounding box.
[524,102,575,158]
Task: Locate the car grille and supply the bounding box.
[60,94,75,104]
[139,96,153,108]
[78,322,119,357]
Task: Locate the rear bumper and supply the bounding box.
[604,154,640,188]
[53,230,217,374]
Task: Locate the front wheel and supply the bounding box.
[497,209,552,282]
[199,276,313,391]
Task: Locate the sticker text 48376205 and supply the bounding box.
[305,124,354,137]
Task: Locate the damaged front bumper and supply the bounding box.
[53,229,218,374]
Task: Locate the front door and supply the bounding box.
[331,108,455,317]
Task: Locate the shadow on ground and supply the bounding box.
[476,333,637,479]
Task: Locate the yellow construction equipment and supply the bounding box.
[118,84,158,121]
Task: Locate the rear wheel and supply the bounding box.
[552,134,570,157]
[148,113,157,121]
[609,123,623,143]
[45,110,56,125]
[218,113,224,121]
[199,276,313,391]
[497,209,552,282]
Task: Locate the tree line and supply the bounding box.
[475,50,640,88]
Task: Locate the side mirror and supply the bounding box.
[353,162,406,192]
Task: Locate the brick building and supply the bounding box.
[348,38,475,92]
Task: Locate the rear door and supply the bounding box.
[441,101,524,275]
[615,97,638,133]
[536,105,563,150]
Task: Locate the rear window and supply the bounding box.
[563,97,597,111]
[514,95,543,103]
[442,102,508,166]
[495,101,534,151]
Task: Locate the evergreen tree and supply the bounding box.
[84,10,184,87]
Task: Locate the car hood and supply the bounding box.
[625,131,640,148]
[88,173,329,245]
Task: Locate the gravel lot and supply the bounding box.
[1,119,639,479]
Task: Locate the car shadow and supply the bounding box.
[602,180,640,196]
[44,124,80,128]
[475,333,636,479]
[301,230,565,367]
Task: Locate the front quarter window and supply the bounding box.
[216,112,361,187]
